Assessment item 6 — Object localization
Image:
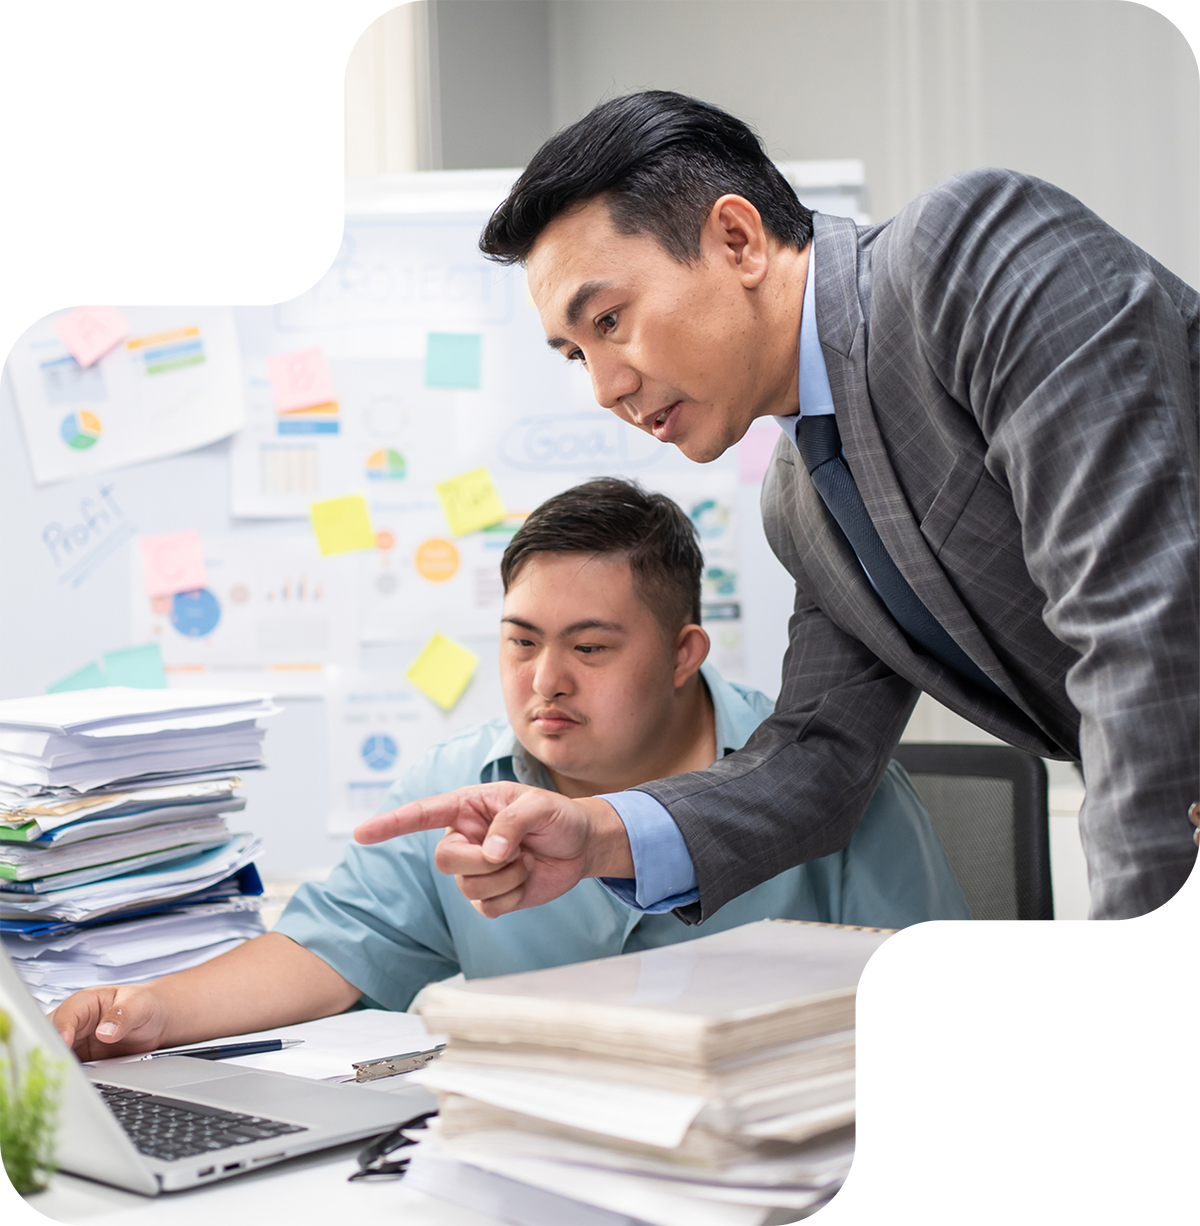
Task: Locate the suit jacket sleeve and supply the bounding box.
[883,172,1199,918]
[637,512,919,923]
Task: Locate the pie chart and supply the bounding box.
[60,410,103,450]
[170,588,221,638]
[366,448,407,481]
[361,734,398,771]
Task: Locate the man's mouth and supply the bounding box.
[531,709,582,734]
[650,402,682,442]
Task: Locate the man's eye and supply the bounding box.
[566,348,586,366]
[510,638,534,648]
[596,312,617,334]
[575,644,603,655]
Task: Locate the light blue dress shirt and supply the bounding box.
[273,663,969,1010]
[603,248,837,911]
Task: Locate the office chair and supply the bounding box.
[892,743,1054,920]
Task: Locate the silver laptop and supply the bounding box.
[0,945,434,1194]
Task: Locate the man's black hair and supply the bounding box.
[480,90,813,265]
[500,478,703,629]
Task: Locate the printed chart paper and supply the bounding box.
[325,657,504,834]
[8,306,245,485]
[130,533,358,694]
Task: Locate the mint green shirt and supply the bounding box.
[275,664,970,1010]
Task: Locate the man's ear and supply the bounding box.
[702,194,770,289]
[673,624,710,688]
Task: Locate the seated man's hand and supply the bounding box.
[52,984,169,1062]
[354,783,633,916]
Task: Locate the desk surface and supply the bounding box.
[20,1142,502,1226]
[7,1147,1200,1226]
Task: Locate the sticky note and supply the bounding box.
[407,634,478,711]
[425,333,482,389]
[436,467,506,536]
[268,347,337,413]
[310,495,377,556]
[47,661,108,694]
[54,306,129,368]
[103,643,167,689]
[738,424,781,483]
[139,529,208,598]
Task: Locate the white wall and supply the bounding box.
[547,0,1198,282]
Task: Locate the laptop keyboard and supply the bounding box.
[94,1082,308,1163]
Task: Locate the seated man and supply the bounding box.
[53,478,968,1060]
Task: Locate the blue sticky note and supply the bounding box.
[425,333,482,389]
[103,643,168,689]
[47,661,108,694]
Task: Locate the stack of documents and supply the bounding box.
[405,920,892,1226]
[0,689,276,1006]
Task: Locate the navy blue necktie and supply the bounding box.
[797,413,1002,697]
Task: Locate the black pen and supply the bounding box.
[144,1039,304,1061]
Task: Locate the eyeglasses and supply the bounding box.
[348,1110,437,1181]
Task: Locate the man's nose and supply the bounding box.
[589,352,640,413]
[532,648,573,699]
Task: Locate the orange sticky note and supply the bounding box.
[407,634,478,710]
[310,495,376,556]
[139,529,208,598]
[436,467,506,536]
[268,347,337,413]
[54,306,129,368]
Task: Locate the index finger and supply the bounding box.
[354,781,530,845]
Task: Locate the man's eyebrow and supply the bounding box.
[544,280,614,351]
[502,615,625,636]
[561,618,624,636]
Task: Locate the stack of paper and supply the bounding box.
[405,920,892,1226]
[0,689,277,1006]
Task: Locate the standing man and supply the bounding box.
[361,91,1198,921]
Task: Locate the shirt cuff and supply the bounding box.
[596,789,699,913]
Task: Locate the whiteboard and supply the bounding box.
[0,169,819,876]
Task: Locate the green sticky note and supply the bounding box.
[425,333,482,389]
[103,643,168,689]
[407,634,478,710]
[310,495,377,556]
[47,661,108,693]
[436,467,506,536]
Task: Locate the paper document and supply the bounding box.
[90,1007,446,1084]
[7,306,245,485]
[417,1063,706,1149]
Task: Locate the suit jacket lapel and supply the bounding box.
[808,213,1032,714]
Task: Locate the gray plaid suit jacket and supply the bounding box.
[638,169,1199,922]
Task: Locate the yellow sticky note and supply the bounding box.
[310,495,376,556]
[436,467,506,536]
[407,634,478,710]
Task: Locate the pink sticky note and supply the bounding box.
[139,530,208,598]
[738,424,782,483]
[54,306,129,368]
[268,347,337,413]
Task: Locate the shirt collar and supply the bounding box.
[476,662,764,786]
[775,241,836,443]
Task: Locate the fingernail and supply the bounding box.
[96,1022,119,1038]
[482,835,509,861]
